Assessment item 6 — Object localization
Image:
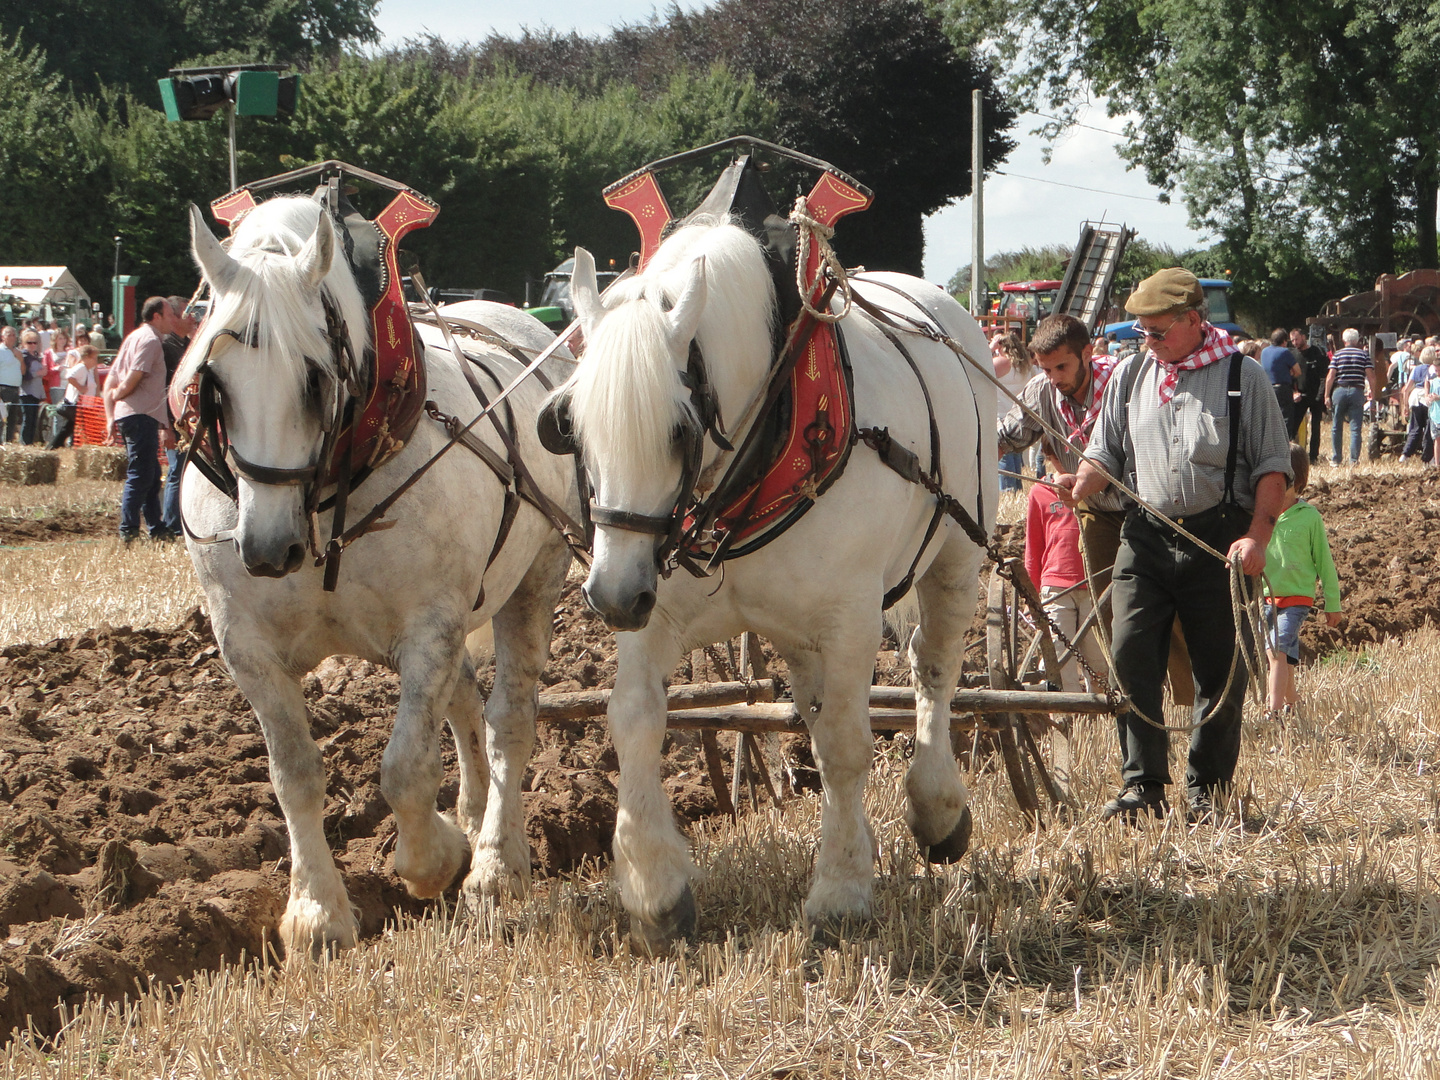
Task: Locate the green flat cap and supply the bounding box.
[1125,267,1203,316]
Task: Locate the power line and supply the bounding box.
[991,169,1164,202]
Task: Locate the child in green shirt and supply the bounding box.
[1263,444,1342,716]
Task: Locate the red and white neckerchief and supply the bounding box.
[1057,355,1115,450]
[1152,323,1236,404]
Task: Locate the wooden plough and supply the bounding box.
[535,562,1121,819]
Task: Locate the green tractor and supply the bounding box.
[525,257,623,330]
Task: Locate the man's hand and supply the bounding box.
[104,418,115,442]
[1050,473,1078,507]
[1068,460,1109,505]
[1325,611,1341,628]
[1227,535,1266,576]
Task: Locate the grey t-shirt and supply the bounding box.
[1084,353,1293,518]
[998,368,1128,513]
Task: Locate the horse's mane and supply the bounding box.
[174,195,371,408]
[569,218,775,496]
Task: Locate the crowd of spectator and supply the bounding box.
[0,315,118,446]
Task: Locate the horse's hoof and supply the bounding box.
[807,912,871,950]
[924,805,973,864]
[629,883,696,956]
[462,844,530,904]
[280,897,360,959]
[396,816,472,899]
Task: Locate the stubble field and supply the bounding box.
[1,443,1439,1078]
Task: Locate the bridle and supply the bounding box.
[548,339,731,576]
[180,289,364,569]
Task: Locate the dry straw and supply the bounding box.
[5,430,1440,1077]
[70,446,128,482]
[0,446,60,485]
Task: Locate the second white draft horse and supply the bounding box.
[548,220,994,950]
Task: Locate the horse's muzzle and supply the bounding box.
[583,581,656,631]
[243,541,307,578]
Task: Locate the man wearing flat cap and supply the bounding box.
[1061,268,1292,823]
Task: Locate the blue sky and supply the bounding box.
[372,0,1206,285]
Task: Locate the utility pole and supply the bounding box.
[227,104,238,191]
[970,89,985,319]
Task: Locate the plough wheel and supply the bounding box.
[985,560,1076,814]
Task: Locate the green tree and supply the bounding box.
[3,0,378,99]
[941,0,1437,324]
[465,0,1017,275]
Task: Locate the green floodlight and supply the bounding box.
[228,70,279,117]
[158,74,228,122]
[158,64,298,189]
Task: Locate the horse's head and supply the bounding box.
[177,197,371,578]
[550,222,774,630]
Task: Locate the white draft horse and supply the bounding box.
[178,195,579,953]
[549,221,994,950]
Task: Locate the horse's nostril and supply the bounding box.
[633,590,656,620]
[285,543,305,571]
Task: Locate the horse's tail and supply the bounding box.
[883,593,921,660]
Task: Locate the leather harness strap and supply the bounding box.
[409,282,591,566]
[841,284,992,607]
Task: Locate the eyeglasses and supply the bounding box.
[1134,313,1187,341]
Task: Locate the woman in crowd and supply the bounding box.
[47,344,98,449]
[17,330,47,444]
[1401,345,1436,463]
[42,329,70,404]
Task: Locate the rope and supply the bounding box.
[789,196,852,323]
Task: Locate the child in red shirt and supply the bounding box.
[1024,481,1109,692]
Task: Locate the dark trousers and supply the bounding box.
[1272,386,1297,440]
[117,414,163,537]
[1403,403,1434,461]
[162,446,182,534]
[1296,398,1324,460]
[0,386,18,443]
[18,394,42,444]
[1110,507,1252,798]
[1077,507,1195,706]
[46,403,76,450]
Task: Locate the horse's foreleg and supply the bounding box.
[465,547,567,902]
[610,628,694,954]
[385,619,471,899]
[445,654,489,844]
[803,614,884,927]
[905,535,984,861]
[223,645,357,954]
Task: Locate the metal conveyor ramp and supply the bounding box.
[1056,222,1133,332]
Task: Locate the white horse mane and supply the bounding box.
[568,218,776,496]
[176,195,371,405]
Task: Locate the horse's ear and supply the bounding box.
[297,213,335,288]
[666,255,707,353]
[189,203,237,293]
[571,247,604,336]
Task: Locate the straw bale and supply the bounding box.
[0,446,59,485]
[71,446,127,482]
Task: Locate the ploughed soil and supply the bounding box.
[0,508,117,548]
[0,469,1431,1041]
